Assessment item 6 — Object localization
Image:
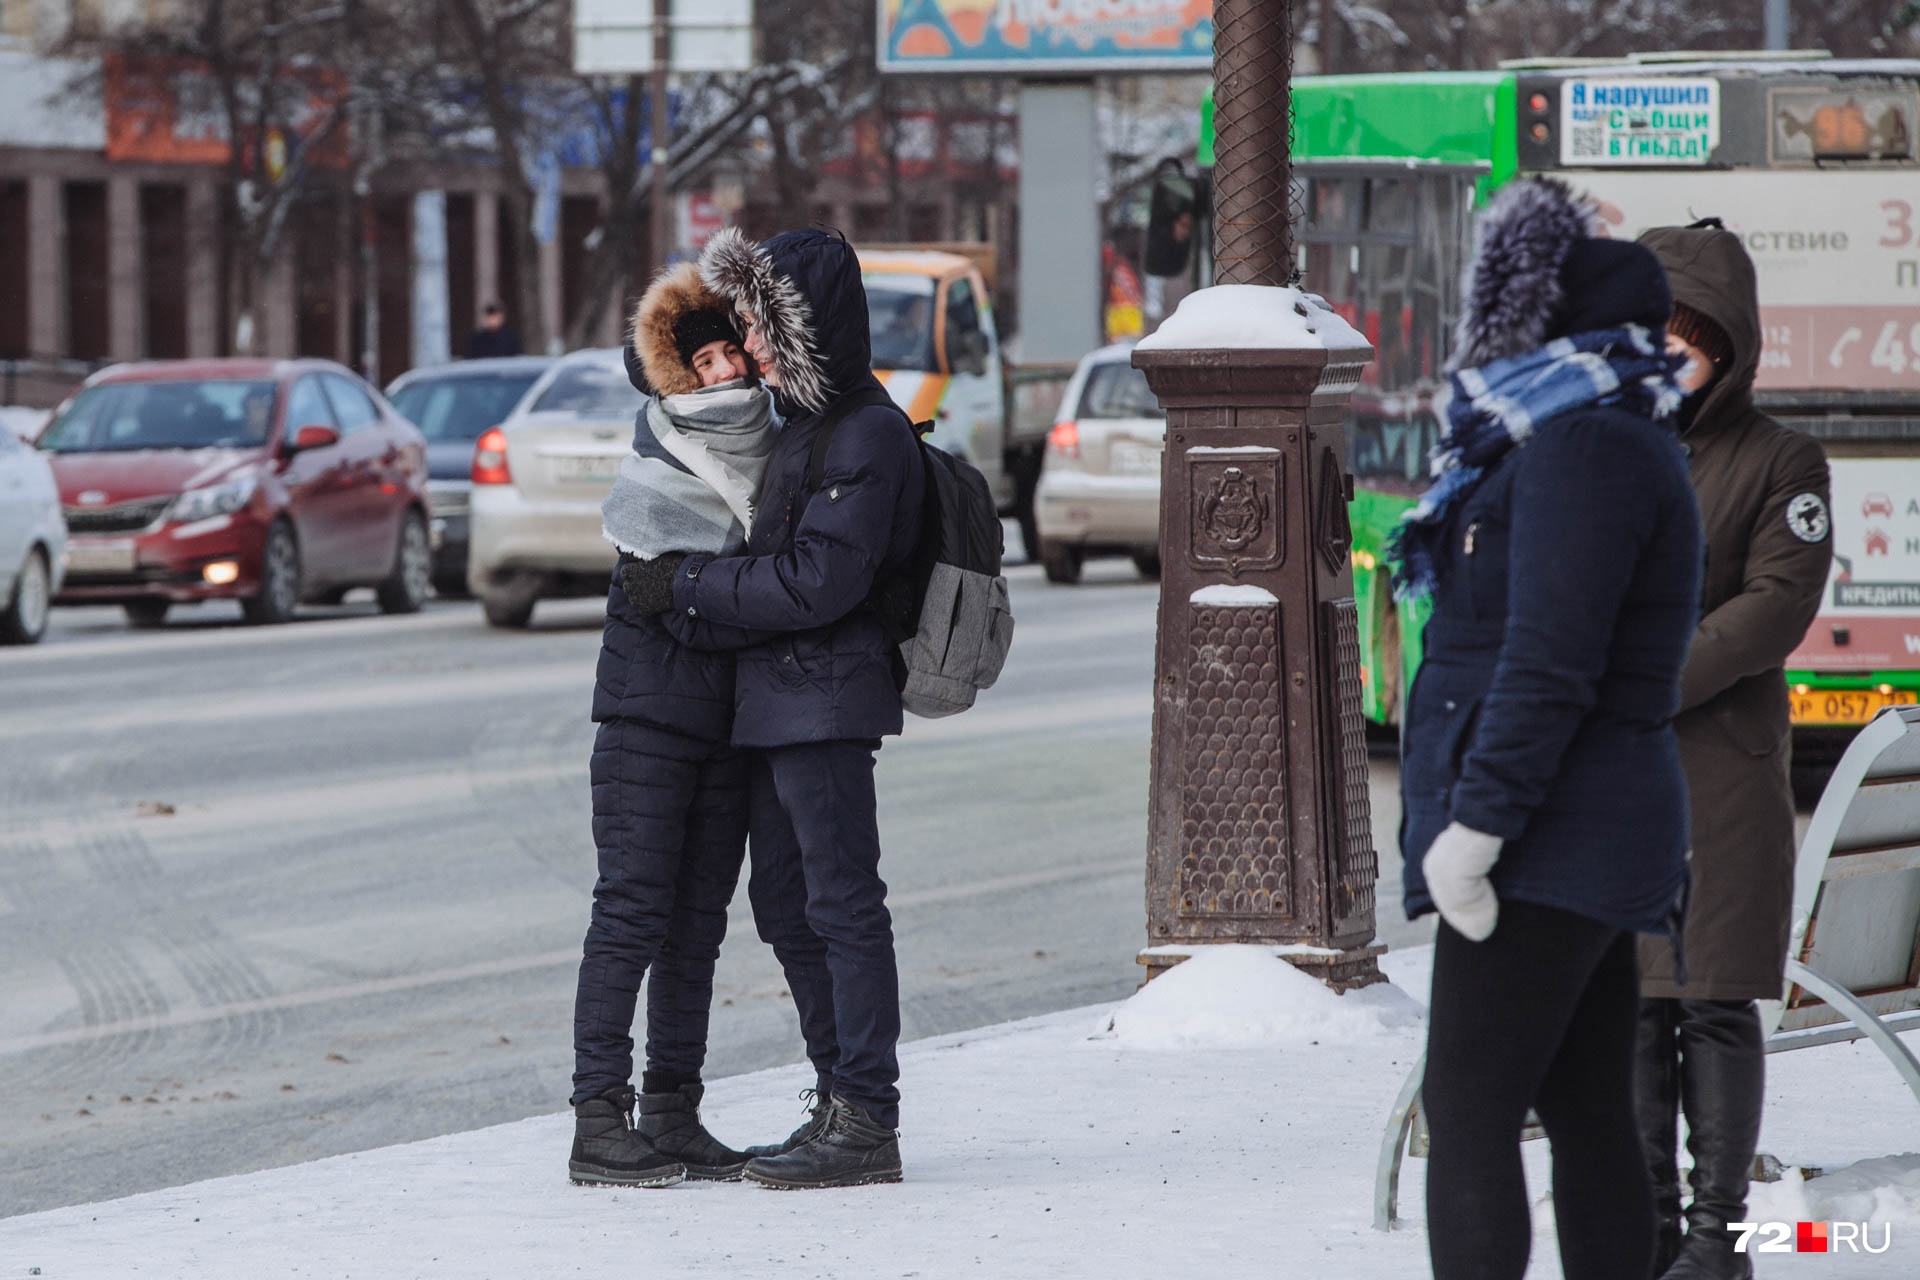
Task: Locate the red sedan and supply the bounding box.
[39,359,431,626]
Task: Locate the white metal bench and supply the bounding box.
[1373,704,1920,1230]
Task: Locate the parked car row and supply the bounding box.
[0,332,1154,647]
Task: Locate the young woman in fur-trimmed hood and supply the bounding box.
[1392,178,1703,1280]
[619,226,925,1190]
[565,263,777,1191]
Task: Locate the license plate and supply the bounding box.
[67,539,137,574]
[550,455,622,484]
[1791,689,1918,725]
[1109,440,1163,476]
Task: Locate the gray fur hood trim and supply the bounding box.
[698,226,830,414]
[1451,178,1592,371]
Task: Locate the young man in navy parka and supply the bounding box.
[620,227,924,1189]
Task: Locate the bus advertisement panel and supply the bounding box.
[1580,171,1920,394]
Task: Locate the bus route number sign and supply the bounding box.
[1561,78,1721,166]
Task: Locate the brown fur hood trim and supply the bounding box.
[631,262,736,399]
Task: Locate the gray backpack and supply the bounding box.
[808,389,1014,717]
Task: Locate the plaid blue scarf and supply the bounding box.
[1389,326,1684,599]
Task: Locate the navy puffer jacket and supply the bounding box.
[1400,405,1701,934]
[591,577,737,743]
[671,229,925,748]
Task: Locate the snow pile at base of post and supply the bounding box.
[1135,285,1367,352]
[1097,944,1423,1049]
[1749,1153,1920,1226]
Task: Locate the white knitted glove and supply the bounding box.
[1423,822,1504,942]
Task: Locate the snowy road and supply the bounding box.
[1,558,1425,1217]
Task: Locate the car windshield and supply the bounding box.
[531,363,644,417]
[390,372,541,442]
[865,276,937,372]
[1076,361,1163,420]
[38,380,280,452]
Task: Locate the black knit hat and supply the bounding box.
[671,308,740,366]
[1547,238,1672,342]
[1667,300,1734,372]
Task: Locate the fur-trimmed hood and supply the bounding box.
[1452,178,1670,371]
[629,263,738,399]
[698,226,876,416]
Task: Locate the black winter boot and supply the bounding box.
[569,1086,685,1188]
[744,1087,832,1158]
[1664,1000,1764,1280]
[742,1094,902,1189]
[638,1084,750,1180]
[1636,998,1685,1275]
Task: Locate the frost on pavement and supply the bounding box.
[1096,944,1424,1049]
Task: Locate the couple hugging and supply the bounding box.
[569,228,925,1191]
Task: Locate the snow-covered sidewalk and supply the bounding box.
[4,946,1918,1279]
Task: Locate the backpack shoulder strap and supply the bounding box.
[806,386,913,490]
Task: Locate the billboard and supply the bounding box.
[105,54,349,169]
[1583,170,1920,394]
[879,0,1214,75]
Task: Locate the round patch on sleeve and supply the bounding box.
[1787,492,1830,543]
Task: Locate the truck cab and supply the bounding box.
[858,248,1011,514]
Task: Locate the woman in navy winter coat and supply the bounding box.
[1393,179,1703,1280]
[567,265,772,1189]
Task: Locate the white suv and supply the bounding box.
[467,349,640,628]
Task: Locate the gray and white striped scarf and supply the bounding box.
[600,380,777,560]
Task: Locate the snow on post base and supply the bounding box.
[1098,945,1423,1050]
[1134,285,1367,353]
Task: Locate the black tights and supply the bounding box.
[1424,901,1653,1280]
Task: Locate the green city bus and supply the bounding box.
[1173,56,1920,776]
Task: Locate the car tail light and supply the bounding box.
[472,427,511,485]
[1048,420,1080,459]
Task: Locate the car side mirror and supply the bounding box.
[290,424,340,452]
[950,330,989,377]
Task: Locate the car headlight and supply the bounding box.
[170,475,258,524]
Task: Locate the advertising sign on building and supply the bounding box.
[1583,170,1920,394]
[105,55,350,168]
[1559,77,1720,165]
[879,0,1214,74]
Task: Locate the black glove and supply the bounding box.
[618,553,687,615]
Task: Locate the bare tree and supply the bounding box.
[438,0,570,355]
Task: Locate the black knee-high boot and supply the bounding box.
[1667,999,1764,1280]
[1636,998,1684,1275]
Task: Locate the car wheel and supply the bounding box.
[376,511,432,615]
[1131,550,1162,581]
[481,583,539,629]
[242,521,301,625]
[1039,539,1083,586]
[123,599,170,629]
[0,548,51,645]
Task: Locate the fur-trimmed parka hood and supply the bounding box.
[629,263,739,399]
[698,226,878,416]
[1451,177,1670,371]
